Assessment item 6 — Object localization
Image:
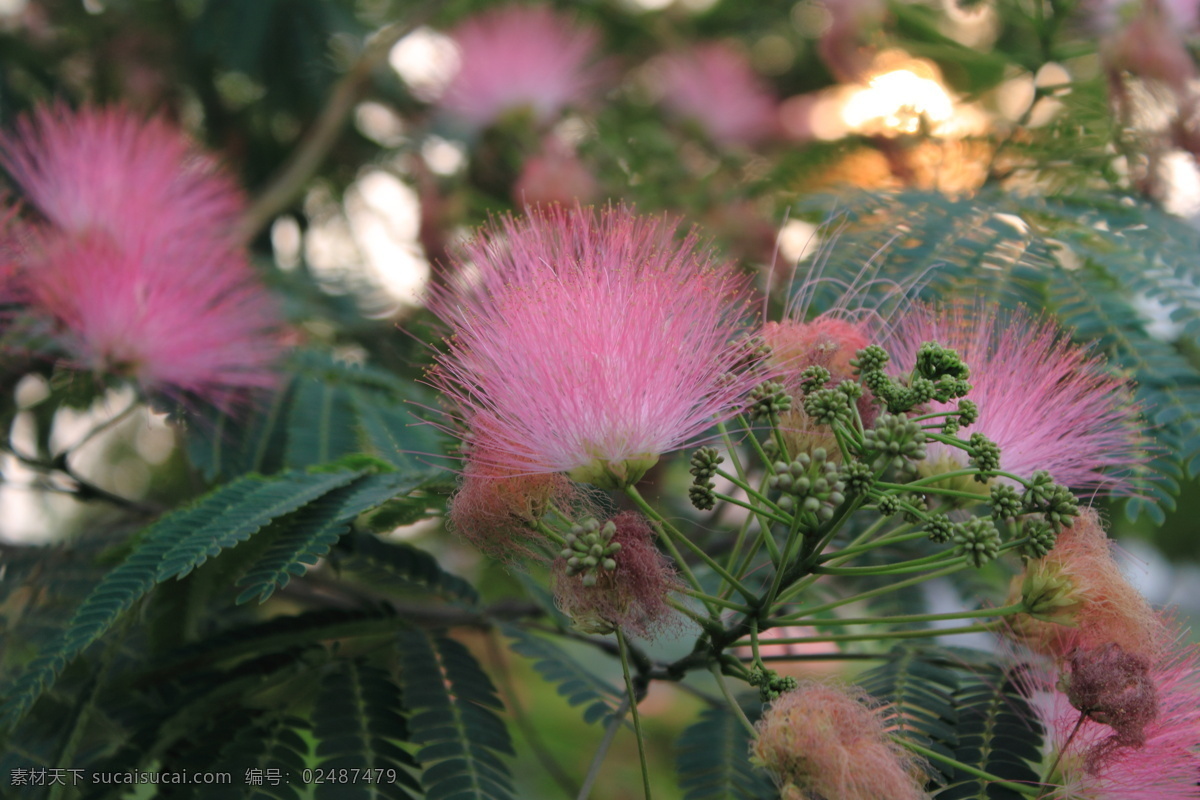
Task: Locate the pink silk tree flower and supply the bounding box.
[440,5,604,131]
[427,205,762,489]
[1,105,244,264]
[1022,628,1200,799]
[552,512,680,638]
[751,681,928,800]
[882,304,1146,495]
[1,105,282,402]
[655,42,779,146]
[1009,508,1168,664]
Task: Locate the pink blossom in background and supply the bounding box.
[761,315,876,457]
[1023,627,1200,799]
[883,304,1146,495]
[427,205,762,488]
[512,136,597,208]
[1,105,282,403]
[656,42,779,146]
[1,105,244,263]
[441,5,604,131]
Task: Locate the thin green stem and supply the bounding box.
[732,622,1000,647]
[678,590,756,615]
[774,562,970,618]
[777,603,1026,627]
[625,485,757,603]
[712,490,792,526]
[575,696,631,800]
[711,664,758,738]
[876,482,990,502]
[812,552,965,576]
[898,740,1040,797]
[816,530,927,562]
[617,628,653,800]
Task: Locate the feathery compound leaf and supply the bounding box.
[0,470,359,730]
[501,624,622,726]
[398,630,515,800]
[186,348,446,480]
[937,671,1043,800]
[858,646,961,783]
[333,532,479,607]
[286,376,361,468]
[156,470,361,581]
[676,705,775,800]
[236,472,427,605]
[312,660,422,800]
[191,715,310,800]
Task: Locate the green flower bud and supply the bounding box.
[925,513,954,544]
[967,433,1001,481]
[799,365,831,395]
[952,517,1002,568]
[989,484,1023,520]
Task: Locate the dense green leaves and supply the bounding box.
[0,469,364,729]
[502,624,622,725]
[858,646,962,783]
[312,660,422,800]
[676,705,774,800]
[332,532,480,607]
[398,630,515,800]
[937,670,1044,800]
[236,471,429,605]
[186,349,446,481]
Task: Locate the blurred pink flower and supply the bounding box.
[1,105,282,402]
[656,42,779,146]
[883,304,1146,495]
[441,5,604,131]
[1024,630,1200,799]
[427,205,761,488]
[1,105,243,262]
[512,136,597,208]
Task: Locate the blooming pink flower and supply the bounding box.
[552,512,679,638]
[655,42,779,146]
[1010,508,1168,663]
[882,304,1146,495]
[1,105,282,402]
[751,681,927,800]
[1,105,243,263]
[441,5,604,131]
[427,205,761,488]
[1022,627,1200,799]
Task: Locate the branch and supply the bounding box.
[236,12,432,239]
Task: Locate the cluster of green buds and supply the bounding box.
[1022,471,1080,532]
[561,518,621,587]
[768,449,846,521]
[748,668,798,703]
[862,413,927,471]
[802,381,863,427]
[853,342,972,414]
[749,380,792,422]
[689,446,724,511]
